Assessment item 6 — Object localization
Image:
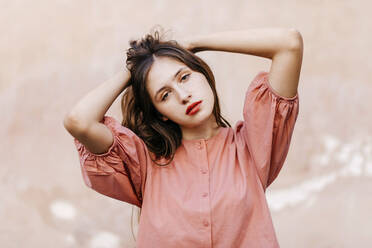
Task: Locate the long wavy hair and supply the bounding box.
[122,27,231,241]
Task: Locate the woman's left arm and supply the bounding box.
[185,28,303,98]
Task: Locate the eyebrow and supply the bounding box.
[155,67,187,100]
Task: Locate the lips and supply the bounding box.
[186,100,202,114]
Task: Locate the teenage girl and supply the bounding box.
[64,27,303,247]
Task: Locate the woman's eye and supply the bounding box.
[181,74,190,81]
[161,92,169,101]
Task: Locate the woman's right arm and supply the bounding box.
[63,68,131,155]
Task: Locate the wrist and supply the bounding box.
[189,35,208,53]
[179,36,205,53]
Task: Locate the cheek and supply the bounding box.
[154,105,166,115]
[152,102,166,116]
[156,103,174,116]
[203,85,214,102]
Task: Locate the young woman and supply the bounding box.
[64,27,303,247]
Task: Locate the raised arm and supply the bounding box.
[63,68,131,154]
[183,28,303,98]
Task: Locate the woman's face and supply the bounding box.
[146,56,215,129]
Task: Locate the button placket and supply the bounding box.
[196,140,211,232]
[198,141,208,176]
[197,141,203,150]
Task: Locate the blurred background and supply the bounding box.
[1,0,371,247]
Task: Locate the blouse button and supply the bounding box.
[202,192,208,197]
[197,141,203,149]
[200,169,207,174]
[203,220,209,227]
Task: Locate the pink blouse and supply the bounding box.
[73,71,299,247]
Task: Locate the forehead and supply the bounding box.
[146,57,187,97]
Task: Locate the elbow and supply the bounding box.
[286,28,304,52]
[63,113,88,134]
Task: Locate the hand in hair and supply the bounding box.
[177,38,203,53]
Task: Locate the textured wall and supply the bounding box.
[1,0,371,247]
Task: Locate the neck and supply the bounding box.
[181,115,220,140]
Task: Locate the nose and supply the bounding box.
[175,85,191,104]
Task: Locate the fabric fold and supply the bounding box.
[242,71,299,189]
[73,115,149,207]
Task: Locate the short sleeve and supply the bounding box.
[73,115,148,207]
[241,71,299,190]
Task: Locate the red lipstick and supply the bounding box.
[186,100,202,115]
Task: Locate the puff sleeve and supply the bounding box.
[73,115,148,207]
[241,71,299,190]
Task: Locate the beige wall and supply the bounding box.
[1,0,371,247]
